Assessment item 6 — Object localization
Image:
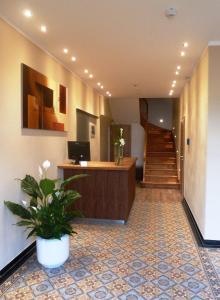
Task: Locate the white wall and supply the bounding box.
[205,46,220,240]
[176,47,220,240]
[109,98,145,166]
[131,124,145,166]
[148,99,173,130]
[109,98,140,123]
[0,19,111,270]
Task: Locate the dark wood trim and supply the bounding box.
[76,108,98,119]
[0,242,36,284]
[182,198,220,248]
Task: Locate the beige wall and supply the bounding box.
[205,46,220,239]
[0,18,111,270]
[180,45,220,241]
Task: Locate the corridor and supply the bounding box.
[1,188,220,299]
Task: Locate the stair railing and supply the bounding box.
[139,98,148,182]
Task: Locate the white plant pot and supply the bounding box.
[36,234,69,268]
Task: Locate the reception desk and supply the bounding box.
[58,157,136,222]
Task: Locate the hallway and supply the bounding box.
[1,188,220,299]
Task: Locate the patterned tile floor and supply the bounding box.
[1,187,220,299]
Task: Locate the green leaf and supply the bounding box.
[4,201,32,219]
[21,175,42,199]
[16,220,33,226]
[66,210,84,219]
[62,190,81,206]
[30,197,38,207]
[27,228,36,238]
[39,178,55,197]
[60,174,88,189]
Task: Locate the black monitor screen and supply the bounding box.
[68,141,90,164]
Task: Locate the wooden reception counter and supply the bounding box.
[58,157,136,222]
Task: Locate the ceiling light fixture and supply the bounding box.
[40,25,47,33]
[169,90,174,96]
[101,85,104,89]
[106,91,109,95]
[177,65,181,70]
[71,56,76,62]
[159,119,164,123]
[175,71,179,75]
[23,9,32,18]
[84,69,88,74]
[109,94,112,97]
[63,48,68,54]
[97,82,101,86]
[89,74,93,78]
[172,83,176,88]
[181,51,185,57]
[173,80,176,84]
[183,42,189,48]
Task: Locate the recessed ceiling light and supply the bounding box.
[109,94,112,97]
[172,83,176,88]
[181,51,185,57]
[89,74,93,78]
[84,69,88,74]
[173,80,176,84]
[106,91,109,94]
[40,25,47,33]
[71,56,76,62]
[175,71,179,75]
[97,82,101,86]
[23,9,32,18]
[169,90,174,96]
[183,42,189,48]
[159,119,164,123]
[101,85,104,89]
[63,48,68,54]
[177,65,181,70]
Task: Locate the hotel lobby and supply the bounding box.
[1,1,220,299]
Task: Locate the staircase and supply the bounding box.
[141,123,180,189]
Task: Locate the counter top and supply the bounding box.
[58,157,136,171]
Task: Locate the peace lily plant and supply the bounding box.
[5,160,86,268]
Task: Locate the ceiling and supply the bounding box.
[1,0,220,98]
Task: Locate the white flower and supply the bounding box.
[38,166,43,178]
[21,200,27,207]
[120,138,125,146]
[120,128,123,136]
[42,160,51,171]
[31,206,37,211]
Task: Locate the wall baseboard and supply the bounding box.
[182,199,220,248]
[0,242,36,284]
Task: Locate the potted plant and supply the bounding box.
[5,160,86,268]
[114,127,126,165]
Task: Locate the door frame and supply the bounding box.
[180,117,185,197]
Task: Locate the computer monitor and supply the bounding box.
[67,141,90,164]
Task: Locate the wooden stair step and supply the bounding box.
[146,163,176,169]
[141,123,179,190]
[140,182,180,189]
[144,175,178,183]
[145,169,177,176]
[147,151,176,156]
[147,144,175,151]
[147,157,176,162]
